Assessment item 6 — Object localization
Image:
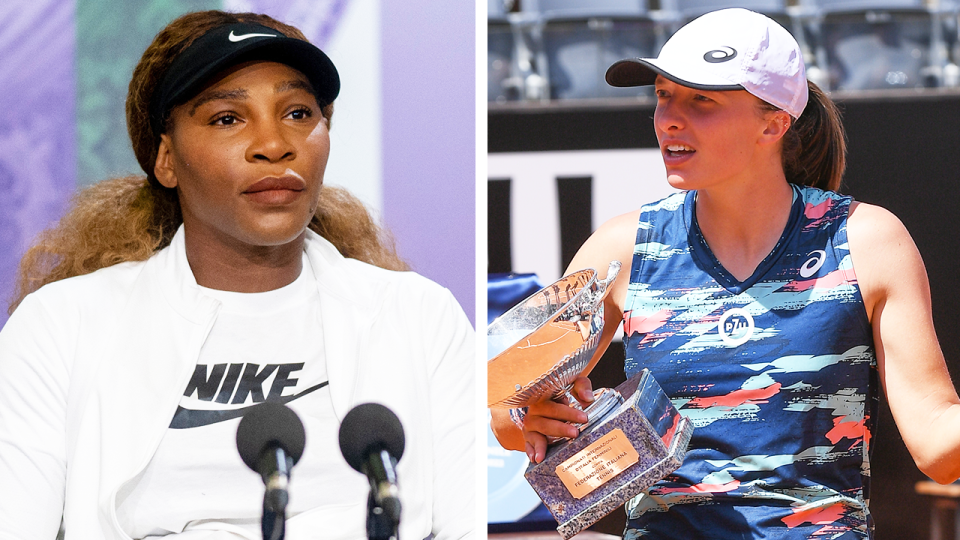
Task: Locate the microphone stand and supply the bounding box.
[365,449,400,540]
[366,491,399,540]
[262,504,285,540]
[261,446,292,540]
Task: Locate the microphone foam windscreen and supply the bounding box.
[338,403,405,472]
[236,401,306,471]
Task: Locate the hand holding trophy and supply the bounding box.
[488,261,693,539]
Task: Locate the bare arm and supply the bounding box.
[490,210,640,461]
[848,202,960,483]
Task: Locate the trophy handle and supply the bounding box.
[598,260,622,292]
[581,260,621,310]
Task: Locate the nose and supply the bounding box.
[654,99,684,134]
[246,117,296,163]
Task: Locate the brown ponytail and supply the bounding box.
[774,80,847,192]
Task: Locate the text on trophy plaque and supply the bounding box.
[554,428,640,499]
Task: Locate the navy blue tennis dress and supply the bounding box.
[622,185,877,539]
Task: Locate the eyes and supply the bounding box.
[655,88,714,103]
[208,106,315,127]
[286,106,313,121]
[211,113,239,126]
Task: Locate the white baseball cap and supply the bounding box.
[605,8,808,118]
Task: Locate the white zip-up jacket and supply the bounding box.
[0,227,475,540]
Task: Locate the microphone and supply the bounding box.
[338,403,405,540]
[236,402,306,540]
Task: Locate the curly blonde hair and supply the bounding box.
[9,11,406,314]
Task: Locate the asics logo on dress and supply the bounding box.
[800,250,826,278]
[228,31,277,42]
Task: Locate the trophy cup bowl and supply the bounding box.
[487,261,620,414]
[487,261,621,419]
[487,261,693,539]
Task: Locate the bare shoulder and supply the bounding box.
[847,201,913,243]
[846,201,921,263]
[846,201,927,318]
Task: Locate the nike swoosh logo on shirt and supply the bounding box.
[169,381,328,429]
[228,30,278,42]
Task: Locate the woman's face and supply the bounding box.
[156,61,330,250]
[653,76,782,191]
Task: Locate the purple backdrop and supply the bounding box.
[382,2,476,324]
[0,1,76,328]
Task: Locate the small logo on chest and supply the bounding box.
[718,308,755,346]
[800,250,826,278]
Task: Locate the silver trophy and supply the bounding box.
[488,261,693,539]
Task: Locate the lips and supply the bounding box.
[665,144,694,154]
[242,176,306,205]
[662,140,695,156]
[660,140,696,165]
[243,176,305,193]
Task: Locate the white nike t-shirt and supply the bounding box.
[116,255,367,539]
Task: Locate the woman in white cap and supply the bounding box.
[492,8,959,538]
[0,10,474,540]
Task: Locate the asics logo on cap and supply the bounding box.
[703,46,737,63]
[228,30,278,42]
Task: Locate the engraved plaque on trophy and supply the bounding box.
[488,262,693,539]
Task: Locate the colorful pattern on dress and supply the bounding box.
[621,185,878,539]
